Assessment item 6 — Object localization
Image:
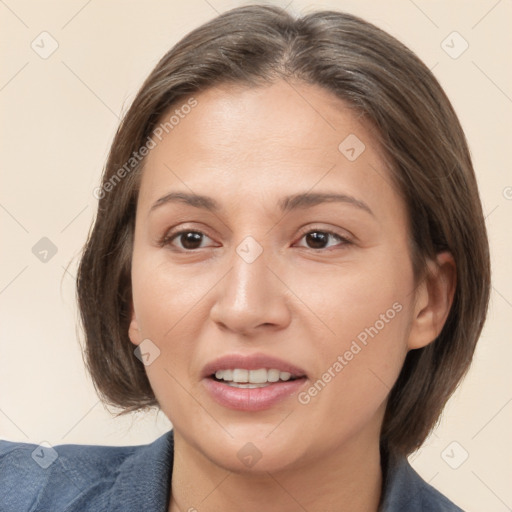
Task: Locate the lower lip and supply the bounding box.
[203,377,307,411]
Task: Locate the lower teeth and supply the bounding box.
[212,376,299,388]
[225,382,271,388]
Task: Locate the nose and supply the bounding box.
[209,244,292,336]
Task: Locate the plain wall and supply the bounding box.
[0,1,511,510]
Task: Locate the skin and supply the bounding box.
[128,79,455,512]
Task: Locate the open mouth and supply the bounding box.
[201,354,308,410]
[210,368,303,388]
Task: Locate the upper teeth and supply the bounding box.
[214,368,294,383]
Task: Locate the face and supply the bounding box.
[129,80,427,473]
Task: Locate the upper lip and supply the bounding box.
[201,353,307,379]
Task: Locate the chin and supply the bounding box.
[177,416,310,474]
[208,438,307,475]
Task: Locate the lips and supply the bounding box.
[201,353,308,411]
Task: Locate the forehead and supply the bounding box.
[147,80,372,167]
[138,80,403,222]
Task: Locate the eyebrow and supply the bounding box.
[149,191,374,216]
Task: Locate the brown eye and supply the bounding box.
[163,230,214,250]
[305,232,329,249]
[179,231,204,249]
[296,230,349,250]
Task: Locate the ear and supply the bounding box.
[407,251,456,350]
[128,301,143,347]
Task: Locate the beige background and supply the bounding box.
[0,0,511,510]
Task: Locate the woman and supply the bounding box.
[0,5,490,511]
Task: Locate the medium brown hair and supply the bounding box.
[77,4,490,456]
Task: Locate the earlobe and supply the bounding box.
[407,251,456,350]
[128,303,142,346]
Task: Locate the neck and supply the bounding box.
[168,428,383,512]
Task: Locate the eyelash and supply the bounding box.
[158,227,352,252]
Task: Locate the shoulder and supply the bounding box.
[0,430,174,512]
[380,452,465,512]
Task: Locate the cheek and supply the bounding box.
[130,253,217,417]
[293,304,410,454]
[291,253,413,424]
[131,252,213,337]
[289,247,413,344]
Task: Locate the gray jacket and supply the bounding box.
[0,430,464,511]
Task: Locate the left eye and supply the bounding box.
[295,230,348,250]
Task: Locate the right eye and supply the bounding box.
[160,230,217,250]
